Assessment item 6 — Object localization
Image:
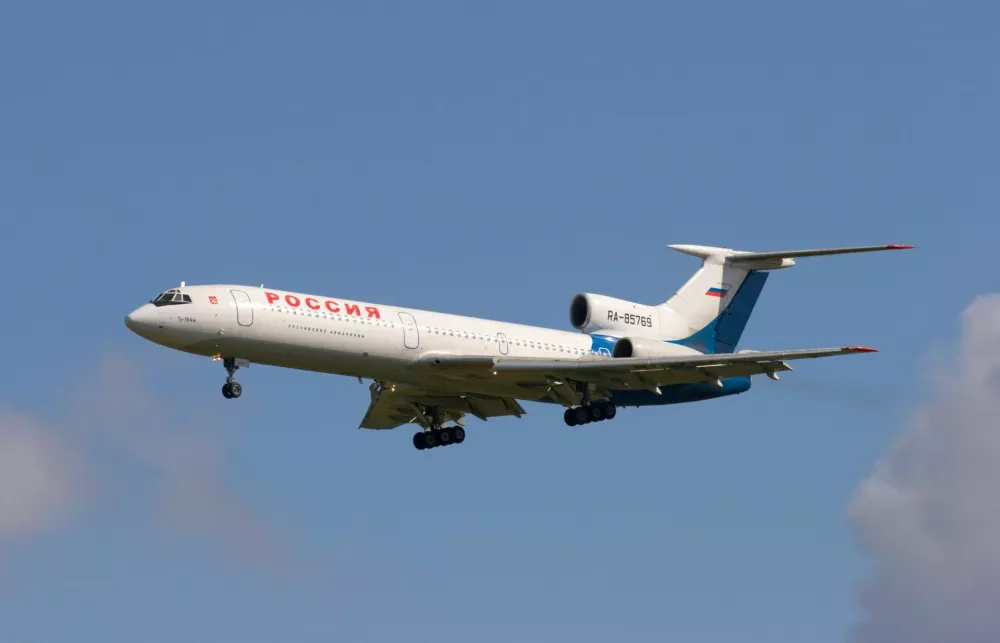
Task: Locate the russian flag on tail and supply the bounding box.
[705,286,728,298]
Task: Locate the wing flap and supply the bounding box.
[359,382,526,430]
[490,346,874,387]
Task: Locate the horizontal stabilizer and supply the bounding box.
[728,244,913,264]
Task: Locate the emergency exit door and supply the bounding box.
[399,312,419,349]
[230,290,253,326]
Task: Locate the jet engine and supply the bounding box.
[569,293,660,336]
[609,336,684,358]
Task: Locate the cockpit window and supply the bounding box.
[150,289,192,306]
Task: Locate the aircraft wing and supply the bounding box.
[423,346,877,400]
[359,381,527,430]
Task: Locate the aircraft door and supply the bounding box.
[230,289,253,326]
[398,312,419,349]
[497,332,509,355]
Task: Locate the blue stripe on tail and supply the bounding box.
[668,271,769,354]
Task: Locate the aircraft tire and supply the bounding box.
[603,402,617,420]
[423,431,438,448]
[453,427,465,443]
[574,407,590,425]
[228,382,242,398]
[413,433,426,450]
[589,404,603,422]
[438,428,452,445]
[564,409,578,426]
[222,383,232,399]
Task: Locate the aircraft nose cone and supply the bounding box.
[125,305,157,336]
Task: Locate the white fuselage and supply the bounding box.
[125,284,702,403]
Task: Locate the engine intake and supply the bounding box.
[612,337,636,358]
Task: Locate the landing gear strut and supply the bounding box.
[564,401,616,426]
[221,357,242,399]
[412,406,465,450]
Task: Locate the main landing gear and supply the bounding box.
[221,357,242,399]
[412,405,465,450]
[413,426,465,450]
[564,401,616,426]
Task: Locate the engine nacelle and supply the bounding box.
[610,336,688,358]
[569,293,660,336]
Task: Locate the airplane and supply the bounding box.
[125,242,911,451]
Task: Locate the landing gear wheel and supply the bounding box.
[412,406,467,451]
[564,408,578,426]
[574,407,590,425]
[603,402,617,419]
[589,404,603,422]
[221,358,244,400]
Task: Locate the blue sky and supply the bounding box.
[0,2,996,641]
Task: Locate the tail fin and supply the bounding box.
[657,243,913,354]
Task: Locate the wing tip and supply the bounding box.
[887,244,914,249]
[850,346,879,353]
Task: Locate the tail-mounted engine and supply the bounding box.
[610,336,685,358]
[569,293,661,337]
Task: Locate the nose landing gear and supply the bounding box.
[564,401,616,426]
[221,357,244,399]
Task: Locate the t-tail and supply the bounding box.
[656,243,913,354]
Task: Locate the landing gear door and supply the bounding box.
[399,312,419,349]
[230,289,253,326]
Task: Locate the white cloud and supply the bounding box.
[848,294,1000,643]
[0,411,86,545]
[72,352,290,568]
[0,351,289,571]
